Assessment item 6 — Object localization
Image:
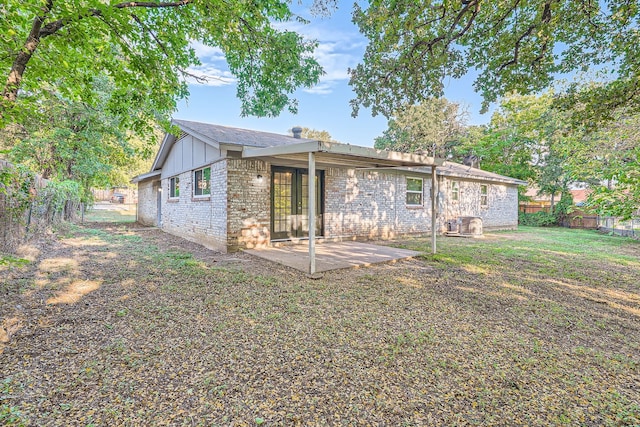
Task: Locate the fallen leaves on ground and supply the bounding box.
[1,224,639,426]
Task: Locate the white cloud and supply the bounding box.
[303,39,362,95]
[190,41,226,62]
[185,64,235,87]
[186,41,234,86]
[305,82,334,95]
[274,18,366,95]
[187,19,367,94]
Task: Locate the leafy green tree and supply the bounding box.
[460,125,537,186]
[6,77,154,201]
[561,111,640,219]
[349,1,640,120]
[373,98,467,158]
[459,92,573,206]
[459,95,540,183]
[1,0,325,129]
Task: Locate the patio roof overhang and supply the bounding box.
[242,140,445,168]
[131,170,161,184]
[242,140,443,276]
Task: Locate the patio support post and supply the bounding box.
[308,152,316,274]
[431,165,437,254]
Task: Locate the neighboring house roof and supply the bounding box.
[570,189,592,204]
[523,187,592,204]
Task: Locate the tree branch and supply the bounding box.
[2,0,53,103]
[498,1,553,72]
[114,0,191,8]
[40,0,192,37]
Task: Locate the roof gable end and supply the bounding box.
[150,119,312,172]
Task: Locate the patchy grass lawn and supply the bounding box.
[82,202,136,223]
[1,225,639,426]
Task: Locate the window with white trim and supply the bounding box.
[169,176,180,198]
[451,181,460,201]
[406,177,423,206]
[194,167,211,197]
[480,184,488,207]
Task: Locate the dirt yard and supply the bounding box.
[1,224,639,426]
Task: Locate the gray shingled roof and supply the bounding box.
[173,119,314,148]
[159,120,526,185]
[436,162,527,185]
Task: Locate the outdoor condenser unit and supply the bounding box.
[446,217,483,237]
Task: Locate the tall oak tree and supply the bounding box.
[1,0,326,130]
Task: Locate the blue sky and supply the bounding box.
[175,4,493,148]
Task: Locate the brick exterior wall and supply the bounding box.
[324,168,440,239]
[440,177,519,230]
[226,159,270,251]
[136,179,159,226]
[144,155,519,252]
[160,159,228,252]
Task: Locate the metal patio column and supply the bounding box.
[431,165,437,254]
[308,152,316,274]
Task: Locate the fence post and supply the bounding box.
[25,201,33,235]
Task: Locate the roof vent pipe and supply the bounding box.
[292,127,303,139]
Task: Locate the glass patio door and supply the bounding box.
[271,167,323,240]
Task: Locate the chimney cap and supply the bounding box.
[292,126,303,139]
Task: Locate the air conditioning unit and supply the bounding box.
[446,220,460,233]
[460,216,483,236]
[445,217,483,237]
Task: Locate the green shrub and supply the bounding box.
[519,211,558,226]
[37,180,82,222]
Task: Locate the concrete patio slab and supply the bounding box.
[244,241,421,273]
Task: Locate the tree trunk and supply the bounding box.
[2,1,53,104]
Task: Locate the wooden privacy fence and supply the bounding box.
[560,214,599,229]
[519,204,550,214]
[520,204,599,229]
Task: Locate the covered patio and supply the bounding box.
[242,140,443,275]
[244,241,421,273]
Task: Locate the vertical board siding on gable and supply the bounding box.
[324,168,439,239]
[161,134,222,179]
[193,136,205,166]
[182,135,193,171]
[205,144,218,163]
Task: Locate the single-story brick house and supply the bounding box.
[132,120,526,253]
